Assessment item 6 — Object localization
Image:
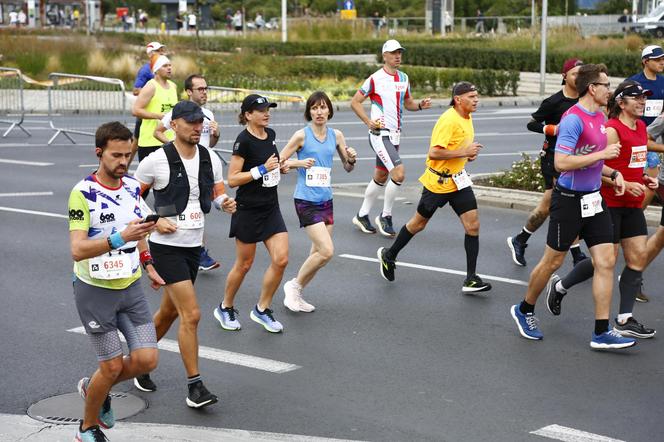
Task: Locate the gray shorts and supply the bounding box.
[74,278,157,361]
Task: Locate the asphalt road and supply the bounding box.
[1,107,662,441]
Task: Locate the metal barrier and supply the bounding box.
[48,73,127,145]
[0,67,31,138]
[206,86,305,162]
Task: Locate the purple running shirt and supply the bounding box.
[555,103,607,192]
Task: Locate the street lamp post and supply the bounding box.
[540,0,548,95]
[282,0,287,42]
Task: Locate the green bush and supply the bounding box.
[14,52,48,77]
[484,153,545,192]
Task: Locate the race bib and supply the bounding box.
[580,192,603,218]
[89,252,132,280]
[177,203,204,230]
[644,99,663,118]
[262,167,281,188]
[389,131,401,146]
[452,169,473,190]
[306,166,331,187]
[629,145,647,168]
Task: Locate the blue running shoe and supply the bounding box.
[199,247,220,271]
[214,306,241,331]
[591,328,636,350]
[507,236,527,266]
[75,425,108,442]
[77,377,115,429]
[510,304,543,340]
[250,306,283,333]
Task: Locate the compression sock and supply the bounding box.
[465,234,479,278]
[382,178,402,217]
[561,257,594,291]
[358,179,383,218]
[618,266,642,315]
[385,225,414,261]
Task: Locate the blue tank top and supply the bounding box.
[294,126,337,203]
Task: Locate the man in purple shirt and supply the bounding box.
[510,64,636,350]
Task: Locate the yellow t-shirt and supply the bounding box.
[138,78,177,148]
[419,107,474,194]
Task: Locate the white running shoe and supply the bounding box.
[283,278,315,312]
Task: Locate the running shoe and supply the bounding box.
[133,373,157,392]
[572,250,589,267]
[375,215,396,237]
[283,278,315,313]
[77,377,115,429]
[75,425,109,442]
[198,247,220,271]
[213,306,242,330]
[590,329,636,350]
[635,284,650,303]
[377,247,396,282]
[510,304,543,340]
[186,380,218,409]
[462,274,492,293]
[352,214,376,234]
[613,317,656,339]
[507,236,527,266]
[250,306,284,333]
[545,274,565,316]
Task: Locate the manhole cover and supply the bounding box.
[27,391,146,425]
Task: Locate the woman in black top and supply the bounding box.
[214,94,288,333]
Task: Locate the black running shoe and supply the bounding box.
[375,215,396,237]
[134,374,157,392]
[507,236,527,266]
[377,247,395,282]
[186,381,218,409]
[614,317,656,339]
[546,274,565,316]
[462,274,492,293]
[572,250,589,267]
[352,214,376,234]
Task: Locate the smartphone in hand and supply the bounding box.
[142,214,160,223]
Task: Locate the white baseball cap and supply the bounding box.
[382,39,405,53]
[146,41,164,54]
[642,45,664,59]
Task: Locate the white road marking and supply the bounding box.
[0,192,53,197]
[339,254,528,286]
[0,158,53,166]
[0,206,67,219]
[0,413,364,442]
[332,150,539,162]
[530,425,625,442]
[67,326,300,374]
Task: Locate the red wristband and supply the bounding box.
[140,250,152,264]
[544,124,557,137]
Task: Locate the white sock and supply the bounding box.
[382,179,402,217]
[358,179,383,217]
[617,313,632,324]
[555,280,567,294]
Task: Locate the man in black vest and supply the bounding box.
[134,101,236,408]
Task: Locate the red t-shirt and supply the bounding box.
[601,118,647,208]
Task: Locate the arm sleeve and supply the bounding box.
[555,114,583,155]
[527,98,554,133]
[68,189,90,232]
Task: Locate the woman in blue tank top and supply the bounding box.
[279,91,357,312]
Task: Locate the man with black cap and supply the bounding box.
[350,39,432,237]
[133,100,237,407]
[507,58,588,267]
[377,81,491,293]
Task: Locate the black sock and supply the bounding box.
[594,319,609,335]
[386,225,414,260]
[561,257,594,290]
[519,300,535,315]
[187,374,202,386]
[514,227,532,244]
[619,266,642,315]
[569,244,584,261]
[465,234,479,278]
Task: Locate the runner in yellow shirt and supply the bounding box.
[377,82,491,293]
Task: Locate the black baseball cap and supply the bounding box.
[171,100,206,122]
[449,82,477,105]
[614,82,653,99]
[241,94,277,113]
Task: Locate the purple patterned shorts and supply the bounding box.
[294,198,334,228]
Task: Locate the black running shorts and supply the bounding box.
[229,202,287,243]
[546,187,613,251]
[149,241,201,284]
[608,207,648,243]
[416,186,478,219]
[540,151,560,190]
